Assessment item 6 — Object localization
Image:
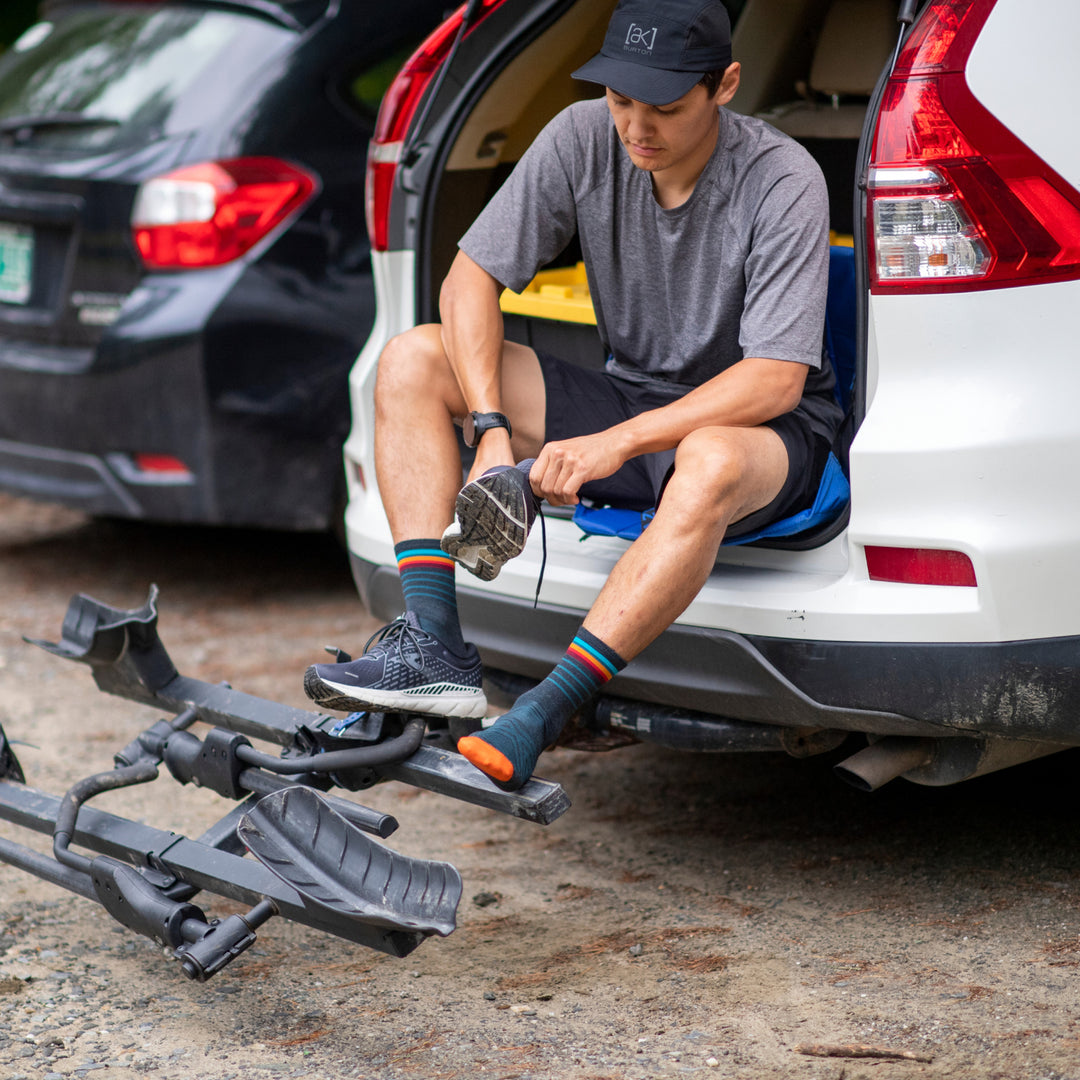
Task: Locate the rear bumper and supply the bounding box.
[0,436,191,518]
[352,552,1080,746]
[0,264,354,530]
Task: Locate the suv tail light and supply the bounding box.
[869,0,1080,292]
[132,158,317,270]
[366,0,508,252]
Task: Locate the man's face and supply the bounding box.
[605,82,722,175]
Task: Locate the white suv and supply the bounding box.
[342,0,1080,789]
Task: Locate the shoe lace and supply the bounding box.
[533,505,547,609]
[362,615,426,672]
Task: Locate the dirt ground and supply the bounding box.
[1,491,1079,1080]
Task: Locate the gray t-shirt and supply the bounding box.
[460,98,841,442]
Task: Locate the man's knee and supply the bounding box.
[672,428,749,501]
[667,426,790,528]
[375,324,452,405]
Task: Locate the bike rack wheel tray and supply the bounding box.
[0,587,570,980]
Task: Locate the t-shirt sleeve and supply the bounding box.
[738,147,830,368]
[458,107,582,295]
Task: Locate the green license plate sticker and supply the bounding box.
[0,224,34,304]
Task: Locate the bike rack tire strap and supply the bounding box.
[239,786,461,937]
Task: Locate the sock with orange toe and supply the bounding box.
[458,628,625,790]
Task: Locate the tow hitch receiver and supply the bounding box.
[0,588,570,980]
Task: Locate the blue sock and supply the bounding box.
[458,627,625,789]
[395,540,466,654]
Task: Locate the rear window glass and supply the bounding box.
[351,45,420,116]
[0,7,295,152]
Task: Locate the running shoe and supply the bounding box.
[441,460,539,581]
[303,612,486,718]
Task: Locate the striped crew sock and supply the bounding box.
[458,627,626,790]
[395,539,466,655]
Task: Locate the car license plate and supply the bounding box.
[0,223,34,305]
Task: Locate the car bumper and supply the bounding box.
[351,550,1080,746]
[0,436,195,519]
[0,263,353,530]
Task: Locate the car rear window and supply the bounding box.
[0,6,296,153]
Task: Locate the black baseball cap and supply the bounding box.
[572,0,733,106]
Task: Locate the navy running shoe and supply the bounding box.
[441,460,540,581]
[303,612,486,718]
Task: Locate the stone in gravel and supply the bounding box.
[629,944,644,957]
[483,991,496,1001]
[473,891,502,908]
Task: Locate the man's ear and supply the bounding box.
[716,61,741,106]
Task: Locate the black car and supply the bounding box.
[0,0,447,530]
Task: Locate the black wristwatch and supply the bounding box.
[462,411,512,448]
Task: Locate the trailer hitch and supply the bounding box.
[0,587,571,980]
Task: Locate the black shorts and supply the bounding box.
[537,352,833,541]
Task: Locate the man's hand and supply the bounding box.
[529,431,627,506]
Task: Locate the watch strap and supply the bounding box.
[464,411,512,447]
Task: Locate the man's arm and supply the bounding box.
[438,250,516,477]
[532,136,829,506]
[530,354,807,506]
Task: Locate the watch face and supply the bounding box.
[463,412,509,447]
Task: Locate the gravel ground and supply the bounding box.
[1,493,1079,1080]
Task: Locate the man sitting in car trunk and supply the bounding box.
[304,0,843,790]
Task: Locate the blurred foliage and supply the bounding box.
[351,46,416,114]
[1,2,41,48]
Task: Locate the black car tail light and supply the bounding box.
[132,157,317,270]
[366,0,508,252]
[869,0,1080,292]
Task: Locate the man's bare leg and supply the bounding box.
[373,324,546,542]
[581,424,789,658]
[458,424,790,788]
[304,325,545,714]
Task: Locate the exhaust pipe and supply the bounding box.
[835,734,1067,791]
[833,736,934,791]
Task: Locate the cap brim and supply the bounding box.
[571,54,703,107]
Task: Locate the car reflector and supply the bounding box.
[865,546,977,587]
[133,453,192,476]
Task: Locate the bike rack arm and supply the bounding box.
[27,588,572,826]
[0,780,426,958]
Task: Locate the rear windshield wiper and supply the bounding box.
[0,113,122,136]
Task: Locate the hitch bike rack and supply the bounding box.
[0,587,570,980]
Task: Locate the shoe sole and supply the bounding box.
[441,470,530,581]
[304,666,488,718]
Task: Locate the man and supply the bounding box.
[304,0,843,791]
